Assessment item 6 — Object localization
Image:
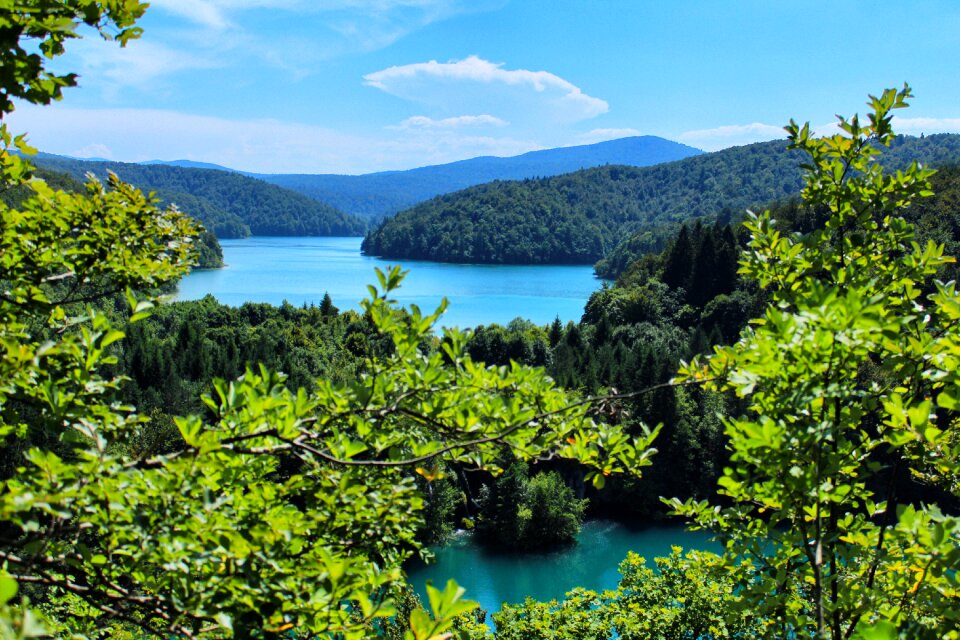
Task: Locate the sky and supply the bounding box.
[7,0,960,174]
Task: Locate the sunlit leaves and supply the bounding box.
[672,87,960,638]
[1,161,657,639]
[0,1,147,113]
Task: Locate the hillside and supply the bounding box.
[0,167,225,269]
[29,154,366,238]
[362,134,960,266]
[593,133,960,278]
[259,136,702,220]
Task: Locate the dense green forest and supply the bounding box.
[97,297,599,550]
[363,134,960,265]
[261,136,702,220]
[29,153,366,238]
[100,165,960,544]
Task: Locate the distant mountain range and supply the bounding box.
[256,136,703,220]
[47,136,702,224]
[141,159,243,172]
[362,134,960,267]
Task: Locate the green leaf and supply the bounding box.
[856,620,897,640]
[0,575,17,605]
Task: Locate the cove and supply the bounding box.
[176,237,605,328]
[405,521,719,621]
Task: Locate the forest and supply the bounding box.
[362,133,960,266]
[30,153,366,238]
[1,3,959,640]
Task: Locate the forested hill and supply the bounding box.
[591,133,960,278]
[0,167,225,269]
[259,136,702,220]
[29,153,366,239]
[361,134,960,266]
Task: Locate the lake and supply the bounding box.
[406,521,719,621]
[176,237,605,327]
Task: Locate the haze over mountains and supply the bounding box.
[257,136,703,220]
[60,136,701,218]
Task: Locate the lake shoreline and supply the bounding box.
[176,236,607,328]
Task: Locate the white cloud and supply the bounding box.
[392,114,508,130]
[68,36,221,95]
[892,116,960,135]
[577,128,642,144]
[69,143,114,160]
[53,1,507,101]
[7,106,541,174]
[150,0,495,56]
[364,56,609,122]
[678,122,784,151]
[150,0,233,29]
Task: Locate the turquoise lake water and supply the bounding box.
[175,236,605,327]
[406,521,719,621]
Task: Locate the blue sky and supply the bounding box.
[8,0,960,174]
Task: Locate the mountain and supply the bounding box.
[259,136,703,220]
[362,134,960,267]
[28,153,365,238]
[140,159,244,173]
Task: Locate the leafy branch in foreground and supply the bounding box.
[1,260,661,639]
[670,86,960,639]
[0,3,660,636]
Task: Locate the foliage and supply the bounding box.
[488,589,609,640]
[116,295,370,424]
[0,3,662,637]
[539,156,960,522]
[0,0,146,113]
[2,191,658,638]
[466,320,551,368]
[670,86,960,638]
[193,229,224,269]
[906,164,960,284]
[591,223,679,281]
[415,466,464,546]
[476,461,587,550]
[461,548,756,640]
[31,153,366,238]
[595,137,960,280]
[0,166,224,269]
[609,549,761,639]
[0,153,199,639]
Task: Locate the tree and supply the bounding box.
[671,86,960,639]
[0,5,659,637]
[476,461,587,550]
[454,85,960,640]
[661,223,693,290]
[319,291,337,316]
